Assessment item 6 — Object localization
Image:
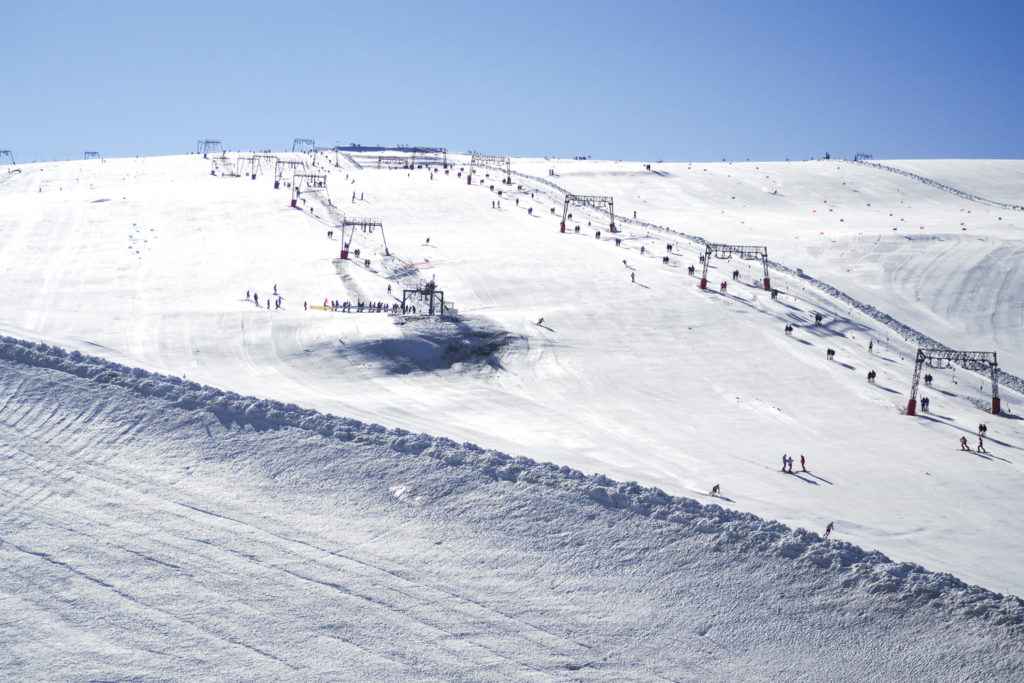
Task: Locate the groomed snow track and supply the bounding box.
[500,164,1024,397]
[1,334,1023,680]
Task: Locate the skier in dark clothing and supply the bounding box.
[800,455,806,471]
[960,436,970,451]
[710,484,720,497]
[824,522,834,539]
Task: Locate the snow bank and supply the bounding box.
[2,333,1021,631]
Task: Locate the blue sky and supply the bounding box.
[4,0,1023,162]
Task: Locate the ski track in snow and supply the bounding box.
[0,339,1023,679]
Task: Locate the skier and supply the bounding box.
[869,340,874,353]
[781,454,788,472]
[710,484,720,497]
[387,284,392,294]
[536,317,544,326]
[304,301,307,311]
[246,290,250,300]
[254,292,259,306]
[960,436,970,451]
[800,455,806,471]
[631,272,635,283]
[786,456,793,473]
[977,437,988,454]
[824,522,834,539]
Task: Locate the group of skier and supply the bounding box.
[323,299,407,314]
[245,288,283,310]
[781,454,807,474]
[960,434,988,453]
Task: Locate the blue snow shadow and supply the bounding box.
[344,316,518,374]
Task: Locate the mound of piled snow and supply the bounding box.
[1,336,1022,679]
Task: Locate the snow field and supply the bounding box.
[0,339,1021,679]
[0,153,1023,607]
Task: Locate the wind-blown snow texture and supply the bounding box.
[2,152,1024,678]
[1,337,1022,679]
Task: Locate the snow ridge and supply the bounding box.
[2,332,1022,629]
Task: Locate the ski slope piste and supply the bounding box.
[0,151,1023,678]
[0,336,1022,679]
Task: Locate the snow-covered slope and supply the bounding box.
[1,338,1021,679]
[1,151,1023,677]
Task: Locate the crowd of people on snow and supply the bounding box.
[320,298,416,314]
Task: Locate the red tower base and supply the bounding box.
[467,176,472,185]
[251,174,256,180]
[699,278,708,290]
[290,198,297,207]
[340,249,348,260]
[992,398,1001,414]
[906,399,917,416]
[764,277,771,290]
[560,222,566,233]
[274,180,280,189]
[609,223,616,233]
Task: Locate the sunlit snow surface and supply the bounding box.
[1,153,1023,678]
